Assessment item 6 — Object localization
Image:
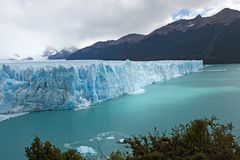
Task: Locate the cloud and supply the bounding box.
[0,0,239,59]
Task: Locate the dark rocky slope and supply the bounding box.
[68,8,240,64]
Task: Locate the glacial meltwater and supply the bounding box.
[1,63,240,159]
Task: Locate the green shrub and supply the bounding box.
[109,117,240,160]
[25,136,85,160]
[26,117,240,160]
[109,151,125,160]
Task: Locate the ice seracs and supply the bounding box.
[0,60,203,113]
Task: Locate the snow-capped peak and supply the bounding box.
[42,46,59,57]
[62,46,78,53]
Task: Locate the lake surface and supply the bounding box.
[1,64,240,159]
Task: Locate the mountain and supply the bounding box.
[8,54,34,61]
[42,46,58,58]
[67,34,144,60]
[22,57,34,61]
[42,46,78,59]
[48,46,78,59]
[68,8,240,64]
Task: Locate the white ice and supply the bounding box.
[0,60,203,113]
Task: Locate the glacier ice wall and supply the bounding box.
[0,60,203,113]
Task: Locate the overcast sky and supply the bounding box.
[0,0,240,59]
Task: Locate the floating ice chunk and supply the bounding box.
[204,69,227,72]
[106,136,115,140]
[64,143,71,148]
[128,88,145,95]
[76,146,97,155]
[96,137,102,141]
[65,131,129,159]
[119,139,125,143]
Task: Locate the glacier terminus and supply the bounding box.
[0,60,203,113]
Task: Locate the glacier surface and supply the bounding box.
[0,60,203,113]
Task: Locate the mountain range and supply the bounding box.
[65,8,240,64]
[42,46,78,59]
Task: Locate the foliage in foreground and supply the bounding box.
[110,117,240,160]
[26,117,240,160]
[25,136,85,160]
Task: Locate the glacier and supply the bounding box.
[0,60,203,113]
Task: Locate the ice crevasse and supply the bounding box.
[0,60,203,113]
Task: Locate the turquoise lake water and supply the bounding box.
[1,64,240,159]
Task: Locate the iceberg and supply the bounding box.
[0,60,203,113]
